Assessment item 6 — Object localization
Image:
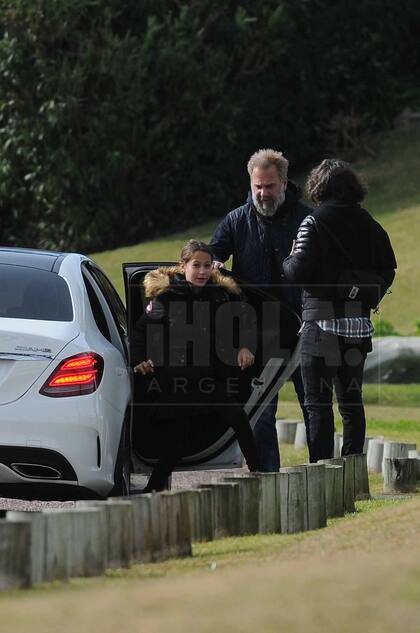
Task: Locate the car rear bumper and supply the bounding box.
[0,445,77,481]
[0,398,116,497]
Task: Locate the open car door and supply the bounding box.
[123,262,301,473]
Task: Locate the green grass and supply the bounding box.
[280,381,420,407]
[357,126,420,334]
[99,497,404,581]
[279,381,420,452]
[90,220,219,298]
[91,125,420,334]
[5,496,420,633]
[359,126,420,216]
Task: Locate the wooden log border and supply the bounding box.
[2,437,417,592]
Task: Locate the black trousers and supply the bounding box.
[144,383,258,492]
[300,322,371,463]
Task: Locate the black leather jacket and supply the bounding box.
[282,202,397,320]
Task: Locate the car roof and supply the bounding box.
[0,247,68,272]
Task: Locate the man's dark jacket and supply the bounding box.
[282,202,397,320]
[210,182,311,310]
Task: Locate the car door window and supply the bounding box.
[83,274,112,343]
[86,263,127,338]
[82,263,128,359]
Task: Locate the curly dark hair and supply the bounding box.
[305,159,368,205]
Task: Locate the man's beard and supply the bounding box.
[252,191,286,217]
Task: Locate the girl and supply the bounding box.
[132,239,259,491]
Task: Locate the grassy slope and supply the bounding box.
[358,126,420,334]
[3,497,420,633]
[92,125,420,334]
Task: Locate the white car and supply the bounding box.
[0,248,300,500]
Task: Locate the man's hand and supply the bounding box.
[134,360,154,375]
[289,239,296,256]
[237,347,255,370]
[213,260,225,269]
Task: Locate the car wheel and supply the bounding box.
[109,414,131,497]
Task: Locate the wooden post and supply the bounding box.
[6,511,46,586]
[77,499,134,569]
[276,419,299,444]
[281,464,327,530]
[42,507,107,578]
[408,449,420,458]
[305,463,327,529]
[131,492,192,562]
[251,473,281,534]
[382,441,417,475]
[148,492,168,562]
[278,470,305,534]
[176,490,200,543]
[334,433,343,458]
[363,436,373,454]
[158,492,192,559]
[294,422,308,450]
[353,453,370,500]
[196,488,215,542]
[130,494,155,562]
[407,451,420,482]
[324,465,344,518]
[367,439,384,474]
[175,488,215,542]
[0,519,32,591]
[199,482,240,539]
[383,458,417,493]
[223,476,261,535]
[319,457,355,513]
[7,510,78,584]
[280,467,308,530]
[342,455,356,512]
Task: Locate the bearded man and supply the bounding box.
[210,149,311,471]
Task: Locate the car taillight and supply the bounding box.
[40,352,104,398]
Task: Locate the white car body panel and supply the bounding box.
[1,250,300,498]
[0,251,131,497]
[0,320,79,404]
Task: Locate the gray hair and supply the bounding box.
[247,148,289,181]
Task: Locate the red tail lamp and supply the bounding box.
[40,352,104,397]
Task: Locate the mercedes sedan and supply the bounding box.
[0,247,300,500]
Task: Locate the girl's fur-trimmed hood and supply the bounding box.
[143,266,241,298]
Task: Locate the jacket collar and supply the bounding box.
[143,266,241,298]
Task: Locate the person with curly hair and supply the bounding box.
[283,159,396,462]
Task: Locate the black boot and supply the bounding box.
[143,460,174,492]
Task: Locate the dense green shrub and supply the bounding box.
[373,319,400,337]
[0,0,419,251]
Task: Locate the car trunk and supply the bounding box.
[0,319,79,404]
[123,262,301,473]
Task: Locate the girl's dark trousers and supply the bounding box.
[144,380,258,492]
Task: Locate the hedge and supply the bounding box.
[0,0,419,252]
